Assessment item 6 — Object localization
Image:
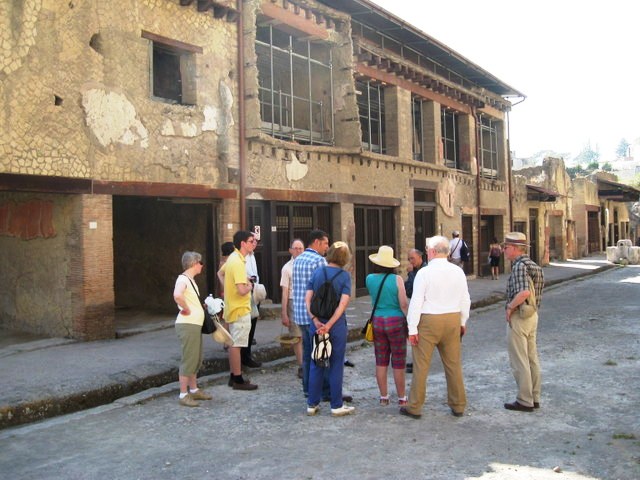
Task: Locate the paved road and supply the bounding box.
[1,266,638,480]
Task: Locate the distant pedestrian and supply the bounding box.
[305,241,354,417]
[366,246,409,407]
[172,251,212,407]
[502,232,544,412]
[400,236,470,419]
[223,230,259,390]
[448,230,468,268]
[489,237,502,280]
[280,238,305,377]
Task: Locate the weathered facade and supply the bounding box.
[512,157,574,265]
[1,0,239,338]
[243,0,521,296]
[1,0,523,339]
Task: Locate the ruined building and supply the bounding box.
[1,0,524,339]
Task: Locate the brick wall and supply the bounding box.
[72,194,114,340]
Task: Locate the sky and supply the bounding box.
[369,0,639,161]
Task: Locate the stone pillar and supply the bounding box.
[384,86,412,159]
[422,100,441,165]
[333,202,355,294]
[72,194,115,340]
[458,113,475,173]
[220,197,241,242]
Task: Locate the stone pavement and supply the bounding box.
[0,254,614,429]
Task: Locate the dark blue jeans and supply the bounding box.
[307,319,347,409]
[300,324,330,399]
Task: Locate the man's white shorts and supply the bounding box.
[229,313,251,348]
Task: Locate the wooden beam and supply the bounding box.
[356,63,472,114]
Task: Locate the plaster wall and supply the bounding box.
[1,0,238,186]
[0,192,79,337]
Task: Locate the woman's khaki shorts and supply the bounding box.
[176,323,203,376]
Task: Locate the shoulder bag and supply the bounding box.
[518,276,537,319]
[183,275,217,334]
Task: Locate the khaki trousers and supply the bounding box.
[507,309,541,407]
[407,313,466,415]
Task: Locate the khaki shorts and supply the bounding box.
[175,323,203,376]
[229,313,252,347]
[286,302,302,337]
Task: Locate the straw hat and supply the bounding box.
[368,245,400,268]
[212,324,234,346]
[502,232,529,248]
[276,333,300,346]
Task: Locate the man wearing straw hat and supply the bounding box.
[280,238,305,378]
[502,232,544,412]
[400,235,470,419]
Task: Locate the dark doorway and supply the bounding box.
[413,189,436,252]
[247,200,332,302]
[113,196,218,314]
[529,208,539,263]
[355,206,396,296]
[462,215,474,275]
[414,208,435,253]
[587,211,599,252]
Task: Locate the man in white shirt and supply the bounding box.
[280,238,305,377]
[400,235,471,419]
[448,230,465,268]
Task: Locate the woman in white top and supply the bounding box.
[173,251,212,407]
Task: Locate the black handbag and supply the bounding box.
[183,276,217,334]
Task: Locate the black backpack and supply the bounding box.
[310,267,344,320]
[460,241,470,262]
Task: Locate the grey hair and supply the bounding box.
[426,236,450,255]
[181,251,202,270]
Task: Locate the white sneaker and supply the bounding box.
[307,405,320,416]
[331,405,355,417]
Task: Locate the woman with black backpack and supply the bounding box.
[305,241,354,417]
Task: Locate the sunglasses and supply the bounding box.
[198,261,204,265]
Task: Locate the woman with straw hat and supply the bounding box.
[366,246,409,407]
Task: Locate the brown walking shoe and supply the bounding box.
[179,394,200,407]
[190,389,212,401]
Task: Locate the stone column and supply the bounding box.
[458,113,475,173]
[72,194,115,340]
[422,100,441,165]
[384,86,412,159]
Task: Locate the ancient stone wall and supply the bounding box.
[1,0,238,187]
[0,192,78,337]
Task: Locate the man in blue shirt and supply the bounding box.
[292,230,329,397]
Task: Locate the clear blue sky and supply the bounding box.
[370,0,639,161]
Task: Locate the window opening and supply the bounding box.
[441,109,460,169]
[143,31,200,105]
[412,96,423,161]
[256,25,334,145]
[356,79,385,154]
[479,115,499,179]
